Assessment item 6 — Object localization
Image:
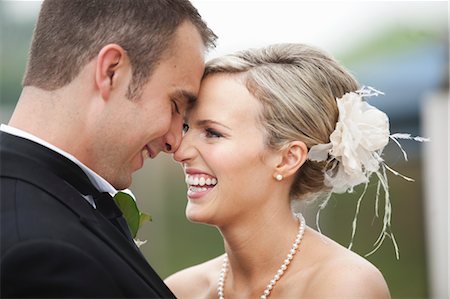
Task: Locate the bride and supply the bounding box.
[165,43,392,298]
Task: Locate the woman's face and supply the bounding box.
[174,74,279,226]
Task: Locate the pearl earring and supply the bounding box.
[276,174,283,181]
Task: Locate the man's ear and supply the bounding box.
[95,44,128,101]
[274,141,308,180]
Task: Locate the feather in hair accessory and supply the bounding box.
[308,86,429,259]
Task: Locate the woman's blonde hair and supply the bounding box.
[205,43,359,201]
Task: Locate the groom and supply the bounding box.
[0,0,216,297]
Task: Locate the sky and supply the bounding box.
[190,0,447,59]
[3,0,447,59]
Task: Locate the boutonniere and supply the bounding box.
[113,190,151,248]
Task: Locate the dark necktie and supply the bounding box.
[39,152,136,244]
[93,192,134,243]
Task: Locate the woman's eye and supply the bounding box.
[205,128,223,138]
[182,123,190,134]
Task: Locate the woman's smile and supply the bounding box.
[185,172,218,199]
[185,168,217,199]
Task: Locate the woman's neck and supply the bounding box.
[218,203,302,295]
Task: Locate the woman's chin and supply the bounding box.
[186,210,205,224]
[185,207,215,225]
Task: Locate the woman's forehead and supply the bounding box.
[190,74,262,125]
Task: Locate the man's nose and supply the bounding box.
[162,116,183,154]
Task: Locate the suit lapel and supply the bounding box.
[80,217,174,297]
[0,132,175,298]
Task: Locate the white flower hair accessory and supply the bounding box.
[308,86,429,259]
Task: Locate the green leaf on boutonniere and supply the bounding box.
[139,212,152,228]
[113,191,152,238]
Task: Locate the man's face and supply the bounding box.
[94,21,205,189]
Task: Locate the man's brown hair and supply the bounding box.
[22,0,217,99]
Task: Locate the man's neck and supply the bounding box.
[9,86,90,159]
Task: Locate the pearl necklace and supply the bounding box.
[217,213,306,299]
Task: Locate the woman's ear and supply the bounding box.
[274,141,308,180]
[95,44,128,101]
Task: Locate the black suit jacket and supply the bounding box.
[0,132,176,298]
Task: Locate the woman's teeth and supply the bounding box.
[185,175,217,197]
[185,175,217,186]
[189,186,208,192]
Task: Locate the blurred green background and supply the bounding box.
[1,1,448,298]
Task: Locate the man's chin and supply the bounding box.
[111,175,132,191]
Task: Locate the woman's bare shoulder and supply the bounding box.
[312,254,390,298]
[164,254,225,299]
[302,230,390,298]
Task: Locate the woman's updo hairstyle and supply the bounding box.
[204,43,359,201]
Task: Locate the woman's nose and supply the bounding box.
[173,131,194,163]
